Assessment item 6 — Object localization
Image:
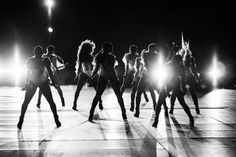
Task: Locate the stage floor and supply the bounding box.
[1,85,236,157]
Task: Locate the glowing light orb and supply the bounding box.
[45,0,54,8]
[207,55,225,87]
[48,27,53,33]
[150,54,168,88]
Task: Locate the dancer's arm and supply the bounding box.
[56,55,65,65]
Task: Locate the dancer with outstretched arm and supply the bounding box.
[152,55,194,128]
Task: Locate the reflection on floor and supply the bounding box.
[1,86,236,157]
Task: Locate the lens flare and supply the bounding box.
[48,27,53,33]
[207,55,225,87]
[150,54,167,88]
[12,44,25,86]
[45,0,54,16]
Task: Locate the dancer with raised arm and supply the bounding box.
[152,55,194,128]
[170,47,201,115]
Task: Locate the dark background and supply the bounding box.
[0,0,235,88]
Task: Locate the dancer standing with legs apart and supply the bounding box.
[88,42,127,122]
[17,45,61,129]
[134,43,168,118]
[120,45,139,94]
[169,44,201,115]
[72,40,103,111]
[36,45,65,108]
[152,55,194,128]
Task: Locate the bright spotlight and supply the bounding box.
[45,0,54,16]
[150,54,167,88]
[48,27,53,33]
[207,55,225,87]
[45,0,54,8]
[12,44,25,86]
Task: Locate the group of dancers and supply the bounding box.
[17,39,201,129]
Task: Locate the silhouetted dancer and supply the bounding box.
[134,43,168,118]
[88,42,127,122]
[72,40,103,111]
[36,45,65,108]
[170,49,201,115]
[152,55,194,128]
[120,45,139,94]
[17,45,61,129]
[130,49,149,112]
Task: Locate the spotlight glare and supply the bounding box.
[48,27,53,33]
[150,54,167,88]
[45,0,54,8]
[207,55,225,87]
[13,44,24,86]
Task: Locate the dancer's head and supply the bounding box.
[78,39,96,57]
[129,45,138,54]
[46,45,55,55]
[102,42,113,54]
[148,43,157,52]
[33,45,44,58]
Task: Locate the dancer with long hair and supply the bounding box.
[72,40,103,111]
[17,45,61,129]
[88,42,127,122]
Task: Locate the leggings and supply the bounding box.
[155,84,193,121]
[130,76,149,109]
[120,71,135,94]
[135,74,168,113]
[89,76,126,117]
[37,72,64,106]
[20,81,58,118]
[73,72,102,107]
[170,76,199,113]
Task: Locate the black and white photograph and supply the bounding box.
[0,0,236,156]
